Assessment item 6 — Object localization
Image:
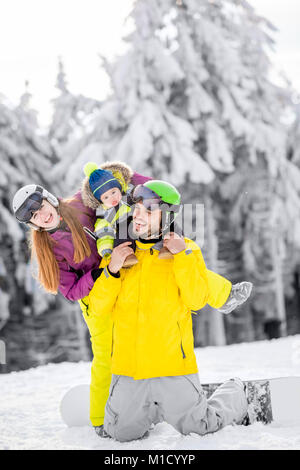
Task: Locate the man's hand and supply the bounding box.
[163,232,186,254]
[108,242,134,273]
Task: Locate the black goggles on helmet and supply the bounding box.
[15,192,43,223]
[132,185,163,211]
[132,185,181,213]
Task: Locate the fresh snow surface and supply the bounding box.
[1,335,300,450]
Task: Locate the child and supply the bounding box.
[83,161,138,268]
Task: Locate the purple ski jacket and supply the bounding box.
[50,172,151,301]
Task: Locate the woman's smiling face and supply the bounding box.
[30,199,61,229]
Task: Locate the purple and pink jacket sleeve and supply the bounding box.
[130,172,152,186]
[55,256,96,302]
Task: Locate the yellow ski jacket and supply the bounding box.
[85,238,232,381]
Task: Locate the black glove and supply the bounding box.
[91,268,103,282]
[94,425,110,438]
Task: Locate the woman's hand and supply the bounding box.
[163,232,186,254]
[108,242,134,273]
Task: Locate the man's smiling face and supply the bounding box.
[132,202,162,239]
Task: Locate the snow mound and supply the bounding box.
[1,335,300,450]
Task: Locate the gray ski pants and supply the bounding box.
[103,374,248,442]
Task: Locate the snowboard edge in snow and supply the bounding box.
[60,376,300,427]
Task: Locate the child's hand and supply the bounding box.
[163,232,186,254]
[109,242,134,273]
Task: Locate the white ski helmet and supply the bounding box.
[13,184,59,229]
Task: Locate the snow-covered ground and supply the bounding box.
[1,335,300,450]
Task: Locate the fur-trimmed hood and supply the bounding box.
[81,161,134,210]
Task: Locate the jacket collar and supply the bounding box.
[136,236,163,251]
[47,220,70,238]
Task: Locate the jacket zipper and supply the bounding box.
[111,323,114,357]
[177,322,186,359]
[81,299,89,316]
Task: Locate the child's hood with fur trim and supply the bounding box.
[81,161,134,210]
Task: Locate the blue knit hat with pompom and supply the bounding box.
[84,162,122,201]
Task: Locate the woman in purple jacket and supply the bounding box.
[13,171,150,300]
[12,165,151,436]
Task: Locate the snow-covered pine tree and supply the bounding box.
[285,101,300,332]
[56,0,286,344]
[0,87,57,369]
[59,0,215,195]
[156,0,253,344]
[49,57,102,196]
[215,1,300,338]
[289,102,300,167]
[45,0,300,344]
[162,0,300,341]
[0,86,91,371]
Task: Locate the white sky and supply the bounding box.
[0,0,299,126]
[0,0,135,125]
[250,0,300,91]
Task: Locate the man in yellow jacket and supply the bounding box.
[87,181,249,441]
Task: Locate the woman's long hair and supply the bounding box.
[29,198,91,294]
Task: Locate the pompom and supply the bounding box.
[84,162,99,178]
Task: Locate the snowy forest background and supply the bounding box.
[1,0,300,373]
